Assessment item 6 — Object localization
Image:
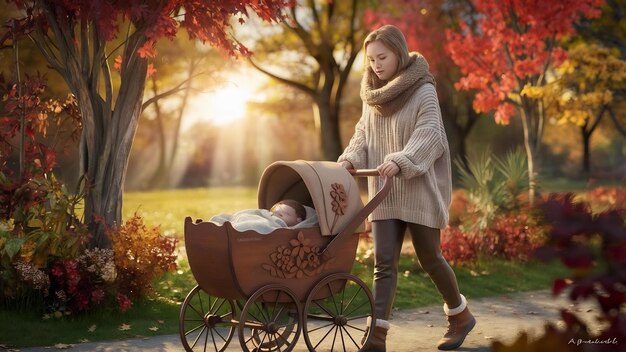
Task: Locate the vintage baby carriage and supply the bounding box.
[180,160,391,352]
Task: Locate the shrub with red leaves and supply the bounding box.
[441,226,478,266]
[494,193,626,351]
[442,210,545,265]
[482,211,546,262]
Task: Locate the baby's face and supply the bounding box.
[272,204,301,226]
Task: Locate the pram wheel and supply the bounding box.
[303,273,375,352]
[179,285,236,352]
[238,284,302,352]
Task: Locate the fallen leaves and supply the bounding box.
[54,343,74,349]
[118,323,132,331]
[88,324,97,333]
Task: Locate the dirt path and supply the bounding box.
[15,289,600,352]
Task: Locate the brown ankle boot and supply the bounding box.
[359,318,389,352]
[438,295,476,350]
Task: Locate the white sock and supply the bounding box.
[366,316,390,330]
[443,294,467,316]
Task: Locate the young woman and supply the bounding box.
[338,25,475,351]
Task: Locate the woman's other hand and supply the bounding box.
[377,161,400,177]
[340,161,354,169]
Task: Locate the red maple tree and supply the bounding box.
[445,0,604,201]
[363,0,482,170]
[2,0,291,248]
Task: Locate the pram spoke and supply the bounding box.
[179,285,236,352]
[303,273,375,352]
[239,284,302,352]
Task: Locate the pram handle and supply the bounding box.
[320,168,392,260]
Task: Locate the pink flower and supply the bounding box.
[51,262,65,278]
[91,288,105,303]
[74,292,90,311]
[116,293,132,312]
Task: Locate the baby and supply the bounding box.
[270,199,307,226]
[210,199,309,233]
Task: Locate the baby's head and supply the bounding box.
[271,199,306,226]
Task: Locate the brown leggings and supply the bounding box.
[371,219,462,320]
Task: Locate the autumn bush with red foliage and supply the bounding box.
[440,226,477,266]
[482,211,545,262]
[493,193,626,351]
[442,209,546,266]
[0,75,177,315]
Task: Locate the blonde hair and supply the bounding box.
[363,25,411,74]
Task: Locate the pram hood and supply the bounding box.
[258,160,364,236]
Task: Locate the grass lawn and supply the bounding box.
[0,184,578,348]
[122,187,258,240]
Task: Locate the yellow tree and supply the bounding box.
[522,43,626,174]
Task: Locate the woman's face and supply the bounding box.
[366,40,399,81]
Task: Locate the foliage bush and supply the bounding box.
[0,74,177,315]
[584,186,626,214]
[108,214,178,299]
[440,225,477,266]
[492,193,626,351]
[456,148,530,230]
[443,148,545,265]
[442,210,546,265]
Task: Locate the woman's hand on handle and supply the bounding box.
[377,161,400,177]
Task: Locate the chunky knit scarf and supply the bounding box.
[360,52,436,117]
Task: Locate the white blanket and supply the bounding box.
[210,206,319,234]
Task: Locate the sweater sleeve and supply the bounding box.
[337,109,368,169]
[384,85,445,179]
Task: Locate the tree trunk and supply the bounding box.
[581,126,592,175]
[80,45,149,249]
[519,105,541,204]
[313,94,342,161]
[148,77,168,190]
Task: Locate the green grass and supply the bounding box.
[0,186,572,348]
[122,187,258,240]
[541,177,624,193]
[352,256,568,311]
[0,298,181,347]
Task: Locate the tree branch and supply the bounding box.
[307,0,322,34]
[28,31,64,74]
[607,105,626,137]
[587,105,607,135]
[141,74,201,111]
[248,57,316,97]
[81,18,89,76]
[286,6,318,58]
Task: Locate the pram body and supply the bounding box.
[180,161,391,352]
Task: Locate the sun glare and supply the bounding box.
[185,81,256,128]
[208,85,251,125]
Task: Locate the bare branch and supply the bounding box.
[28,31,64,74]
[286,6,318,58]
[607,105,626,137]
[81,18,89,75]
[307,0,321,33]
[248,57,316,97]
[141,88,182,111]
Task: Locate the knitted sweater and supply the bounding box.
[338,83,452,229]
